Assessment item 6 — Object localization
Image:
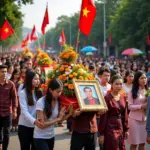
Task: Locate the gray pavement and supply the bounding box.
[8,123,150,150]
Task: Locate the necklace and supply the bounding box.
[111,92,120,101]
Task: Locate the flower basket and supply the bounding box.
[59,95,79,111]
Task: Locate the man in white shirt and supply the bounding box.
[98,67,111,97]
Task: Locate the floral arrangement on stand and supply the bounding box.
[36,51,53,67]
[48,44,95,97]
[22,48,33,59]
[42,44,95,111]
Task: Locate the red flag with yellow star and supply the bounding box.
[0,20,14,40]
[78,0,96,36]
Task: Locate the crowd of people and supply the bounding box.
[0,52,150,150]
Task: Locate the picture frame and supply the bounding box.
[73,80,108,112]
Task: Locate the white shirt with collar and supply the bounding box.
[18,89,37,128]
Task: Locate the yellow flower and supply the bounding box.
[73,72,77,77]
[64,83,68,87]
[79,76,84,80]
[65,68,70,72]
[69,74,73,78]
[60,67,65,72]
[68,84,74,90]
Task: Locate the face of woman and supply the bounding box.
[35,67,41,75]
[14,72,20,80]
[21,67,27,74]
[126,74,134,84]
[50,87,63,99]
[112,79,123,93]
[32,74,40,88]
[138,74,147,87]
[133,65,137,71]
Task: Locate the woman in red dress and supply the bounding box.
[99,75,129,150]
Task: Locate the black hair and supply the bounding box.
[10,68,20,81]
[24,56,31,63]
[110,74,123,84]
[24,69,42,106]
[98,67,110,76]
[0,65,7,69]
[44,78,63,118]
[110,69,120,77]
[131,71,148,99]
[83,86,92,92]
[124,70,134,83]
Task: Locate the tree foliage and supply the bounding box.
[0,0,34,48]
[42,0,150,54]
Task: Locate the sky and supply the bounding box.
[21,0,82,32]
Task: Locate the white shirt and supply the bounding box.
[123,83,132,94]
[18,89,37,128]
[18,84,24,95]
[34,97,59,139]
[7,73,11,80]
[99,84,111,97]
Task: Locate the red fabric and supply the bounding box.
[41,6,49,35]
[78,0,96,36]
[88,98,96,104]
[146,32,150,45]
[30,25,38,41]
[98,93,128,150]
[59,95,79,111]
[59,29,66,45]
[0,20,14,40]
[21,33,30,48]
[109,33,112,44]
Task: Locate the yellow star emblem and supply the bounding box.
[4,28,9,33]
[82,7,90,17]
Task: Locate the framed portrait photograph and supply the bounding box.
[73,80,108,112]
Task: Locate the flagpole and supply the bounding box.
[37,38,41,49]
[76,29,80,53]
[14,32,20,41]
[43,35,46,51]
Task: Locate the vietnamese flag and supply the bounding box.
[78,0,96,36]
[41,6,49,35]
[0,20,14,40]
[30,25,38,41]
[59,29,66,45]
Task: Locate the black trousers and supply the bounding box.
[0,115,11,150]
[18,125,36,150]
[70,131,96,150]
[34,137,54,150]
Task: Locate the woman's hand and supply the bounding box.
[147,136,150,144]
[124,131,129,139]
[58,106,66,120]
[34,119,44,128]
[72,108,82,118]
[141,103,147,110]
[99,136,104,144]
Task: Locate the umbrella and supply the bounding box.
[86,52,94,56]
[122,48,144,55]
[81,46,97,52]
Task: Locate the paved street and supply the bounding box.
[8,123,150,150]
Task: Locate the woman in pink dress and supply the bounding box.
[127,71,148,150]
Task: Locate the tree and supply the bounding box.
[108,0,150,52]
[0,0,34,49]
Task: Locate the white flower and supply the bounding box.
[65,72,70,75]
